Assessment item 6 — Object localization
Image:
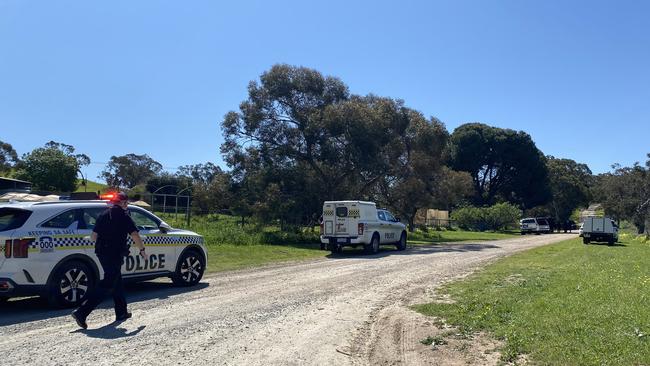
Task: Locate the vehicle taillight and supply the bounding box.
[11,238,32,258]
[358,223,364,235]
[320,223,324,235]
[4,240,11,258]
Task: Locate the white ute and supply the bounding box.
[320,201,407,254]
[581,216,618,245]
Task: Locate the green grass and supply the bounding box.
[408,229,519,244]
[75,179,108,193]
[205,243,327,272]
[414,236,650,365]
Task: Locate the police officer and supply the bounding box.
[72,192,146,329]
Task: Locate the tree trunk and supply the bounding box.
[408,212,417,232]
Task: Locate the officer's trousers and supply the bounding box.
[76,254,127,319]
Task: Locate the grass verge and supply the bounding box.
[408,229,519,244]
[413,236,650,365]
[205,243,327,273]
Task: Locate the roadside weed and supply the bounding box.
[420,335,448,348]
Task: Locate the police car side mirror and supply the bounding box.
[159,222,172,233]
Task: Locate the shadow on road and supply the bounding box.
[71,323,146,339]
[0,281,209,327]
[326,242,501,259]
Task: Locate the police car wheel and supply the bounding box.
[365,234,379,254]
[173,250,205,286]
[396,232,407,251]
[48,260,94,308]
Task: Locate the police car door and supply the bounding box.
[127,209,174,275]
[40,208,87,255]
[382,210,400,243]
[377,210,394,243]
[79,207,106,256]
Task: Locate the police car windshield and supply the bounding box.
[0,208,32,232]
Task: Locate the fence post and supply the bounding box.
[186,197,191,228]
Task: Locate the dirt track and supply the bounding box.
[0,234,573,365]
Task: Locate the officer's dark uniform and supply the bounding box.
[74,204,138,321]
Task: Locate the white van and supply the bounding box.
[320,201,407,254]
[581,216,618,245]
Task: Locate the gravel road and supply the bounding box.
[0,234,573,365]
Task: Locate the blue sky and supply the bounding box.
[1,0,649,182]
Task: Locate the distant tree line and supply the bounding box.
[592,156,650,234]
[4,64,645,234]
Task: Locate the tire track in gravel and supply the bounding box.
[0,234,573,366]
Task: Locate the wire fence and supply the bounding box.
[138,192,192,227]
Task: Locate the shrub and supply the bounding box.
[486,203,521,231]
[452,203,520,231]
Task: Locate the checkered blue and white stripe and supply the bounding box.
[139,235,204,246]
[29,235,203,249]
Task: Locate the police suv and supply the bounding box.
[0,200,207,307]
[320,200,407,254]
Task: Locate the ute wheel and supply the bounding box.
[583,238,590,245]
[47,260,95,308]
[172,249,205,286]
[520,232,525,235]
[608,238,614,246]
[365,234,380,255]
[396,232,407,251]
